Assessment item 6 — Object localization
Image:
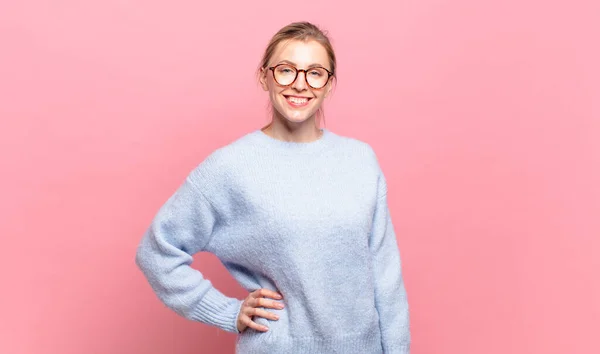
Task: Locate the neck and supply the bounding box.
[261,116,322,143]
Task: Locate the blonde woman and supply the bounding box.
[136,21,411,353]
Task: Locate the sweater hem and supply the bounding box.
[383,343,411,354]
[235,330,385,354]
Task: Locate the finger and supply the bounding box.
[254,297,284,310]
[250,307,280,321]
[250,296,284,310]
[241,313,269,332]
[252,288,283,300]
[261,288,283,299]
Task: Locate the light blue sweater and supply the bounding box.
[135,127,411,353]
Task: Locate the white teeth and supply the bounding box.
[287,96,308,104]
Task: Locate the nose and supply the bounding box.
[292,70,308,91]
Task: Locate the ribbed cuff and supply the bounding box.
[190,287,243,333]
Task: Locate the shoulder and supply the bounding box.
[187,131,255,187]
[334,132,388,196]
[333,133,382,171]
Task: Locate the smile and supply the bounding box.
[284,95,312,107]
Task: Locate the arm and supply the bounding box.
[135,170,243,333]
[369,168,411,353]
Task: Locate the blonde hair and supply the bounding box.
[257,21,337,128]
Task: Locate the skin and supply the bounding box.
[236,288,284,333]
[236,39,334,333]
[258,39,334,143]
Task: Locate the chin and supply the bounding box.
[275,106,316,124]
[284,114,312,123]
[282,113,317,125]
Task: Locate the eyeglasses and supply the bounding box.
[268,64,334,89]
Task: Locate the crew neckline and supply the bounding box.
[250,127,334,154]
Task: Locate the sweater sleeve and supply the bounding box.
[135,171,243,334]
[369,169,411,353]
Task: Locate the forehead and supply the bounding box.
[270,39,329,69]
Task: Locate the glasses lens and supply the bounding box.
[273,64,297,86]
[306,68,329,88]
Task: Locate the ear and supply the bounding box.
[259,67,269,91]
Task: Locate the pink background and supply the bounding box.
[1,1,599,353]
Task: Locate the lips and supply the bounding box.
[284,95,312,107]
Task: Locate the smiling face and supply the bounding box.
[260,39,333,125]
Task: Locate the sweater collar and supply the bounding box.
[250,127,334,154]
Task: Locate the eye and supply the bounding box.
[276,65,295,74]
[309,69,324,77]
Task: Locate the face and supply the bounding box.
[260,40,333,125]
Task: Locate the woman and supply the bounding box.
[135,21,411,353]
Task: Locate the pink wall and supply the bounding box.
[1,1,598,353]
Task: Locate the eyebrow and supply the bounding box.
[276,60,328,70]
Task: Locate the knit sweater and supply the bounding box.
[135,127,411,354]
